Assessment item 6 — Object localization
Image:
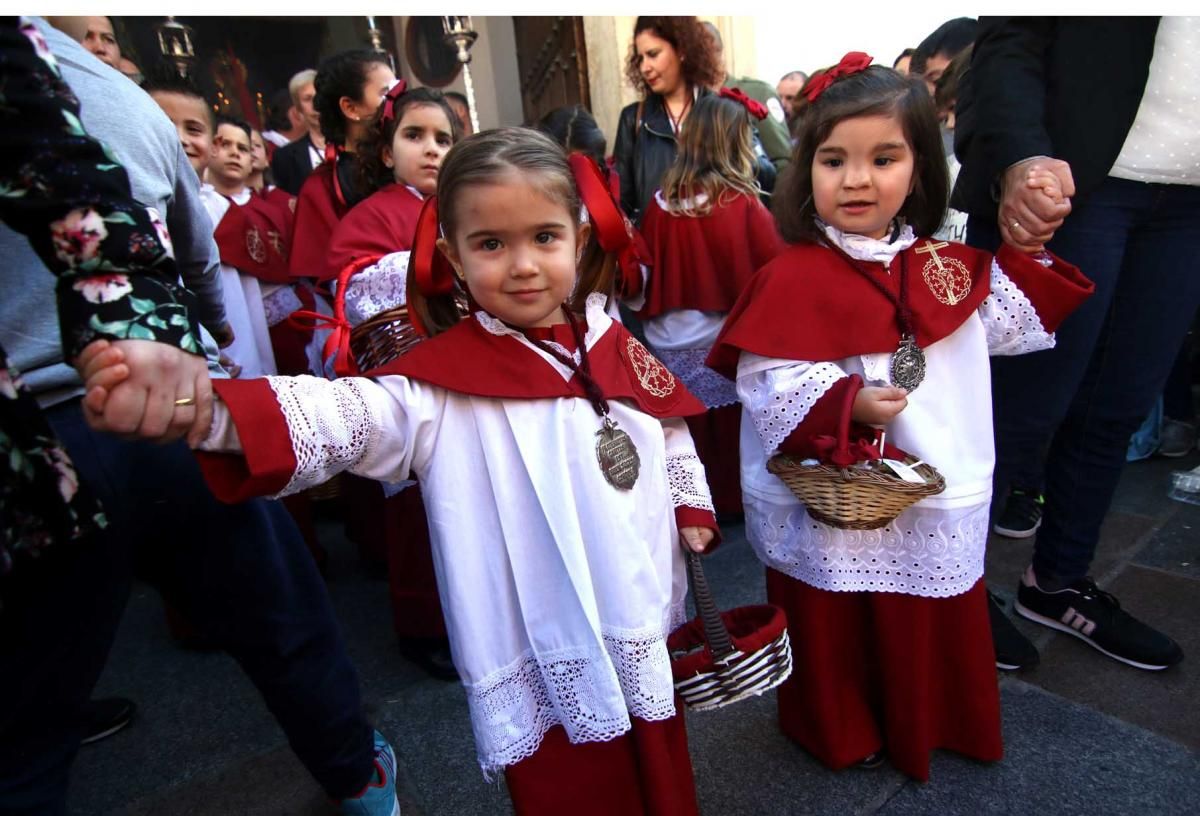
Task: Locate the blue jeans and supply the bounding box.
[0,401,374,814]
[969,177,1200,586]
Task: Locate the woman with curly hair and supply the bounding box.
[612,16,725,225]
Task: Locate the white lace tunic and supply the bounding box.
[203,296,713,774]
[737,224,1056,598]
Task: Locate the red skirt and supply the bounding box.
[685,404,742,515]
[504,711,698,816]
[766,570,1002,781]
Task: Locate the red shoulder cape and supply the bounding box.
[211,191,293,284]
[288,162,346,279]
[368,315,706,419]
[325,183,422,281]
[707,238,994,378]
[639,193,785,318]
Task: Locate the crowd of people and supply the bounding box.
[1,13,1195,816]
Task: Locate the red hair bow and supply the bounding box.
[718,86,768,120]
[568,152,650,298]
[380,79,409,125]
[803,52,874,102]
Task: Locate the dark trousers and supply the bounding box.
[0,400,374,814]
[968,176,1200,585]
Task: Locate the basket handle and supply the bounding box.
[833,373,865,459]
[686,550,737,662]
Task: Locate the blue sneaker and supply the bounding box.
[339,731,400,816]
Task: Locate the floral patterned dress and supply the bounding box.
[0,17,203,578]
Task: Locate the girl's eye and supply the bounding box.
[822,158,843,168]
[534,232,556,245]
[875,156,895,166]
[480,238,501,251]
[438,135,452,146]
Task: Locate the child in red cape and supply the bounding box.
[707,56,1093,781]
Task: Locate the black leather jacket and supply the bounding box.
[613,89,776,225]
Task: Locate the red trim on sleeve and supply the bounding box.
[994,243,1094,334]
[675,505,722,551]
[195,378,297,503]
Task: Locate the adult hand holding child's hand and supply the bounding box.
[999,157,1075,252]
[852,386,908,426]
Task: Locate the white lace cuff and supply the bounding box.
[980,258,1055,356]
[666,451,715,513]
[262,286,303,327]
[338,251,410,327]
[736,360,846,456]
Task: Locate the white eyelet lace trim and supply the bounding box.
[466,623,678,775]
[744,494,988,597]
[739,362,844,456]
[666,451,715,513]
[269,376,378,497]
[339,251,410,327]
[654,347,738,408]
[262,286,303,327]
[981,260,1055,356]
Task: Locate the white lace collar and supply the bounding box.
[818,218,917,267]
[474,292,612,380]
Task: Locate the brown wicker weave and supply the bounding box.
[348,297,471,373]
[765,373,944,530]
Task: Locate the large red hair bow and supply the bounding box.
[803,52,874,102]
[380,79,409,125]
[568,152,649,298]
[718,86,768,120]
[410,194,456,298]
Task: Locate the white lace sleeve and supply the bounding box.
[661,417,714,513]
[335,251,410,327]
[261,286,304,327]
[979,258,1055,356]
[735,353,846,456]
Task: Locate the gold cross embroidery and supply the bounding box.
[915,240,969,306]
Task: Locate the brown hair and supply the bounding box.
[659,95,760,217]
[624,17,722,97]
[773,65,948,244]
[407,127,615,336]
[354,87,462,196]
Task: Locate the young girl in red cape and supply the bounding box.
[707,55,1093,780]
[639,90,785,515]
[322,82,462,680]
[85,128,720,814]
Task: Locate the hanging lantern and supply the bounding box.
[441,16,481,133]
[155,16,197,78]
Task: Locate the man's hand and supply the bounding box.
[999,157,1075,252]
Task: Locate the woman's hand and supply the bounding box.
[852,386,908,425]
[679,526,715,554]
[999,157,1074,252]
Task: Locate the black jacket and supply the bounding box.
[270,133,317,197]
[952,17,1160,219]
[613,89,776,225]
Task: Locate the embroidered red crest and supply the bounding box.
[915,240,972,306]
[625,337,676,398]
[245,226,267,264]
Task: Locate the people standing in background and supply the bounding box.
[270,68,324,195]
[444,90,475,137]
[776,70,809,125]
[262,87,304,148]
[75,15,120,69]
[910,18,978,94]
[248,127,272,191]
[893,47,915,75]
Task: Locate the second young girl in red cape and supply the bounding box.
[639,91,784,515]
[708,56,1093,780]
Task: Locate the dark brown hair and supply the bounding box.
[408,127,614,337]
[773,65,948,244]
[313,49,391,147]
[624,17,722,97]
[354,87,461,196]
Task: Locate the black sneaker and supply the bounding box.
[1014,568,1184,671]
[398,637,459,682]
[987,591,1040,670]
[993,490,1044,539]
[80,697,136,745]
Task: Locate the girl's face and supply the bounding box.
[634,31,683,97]
[438,171,590,329]
[811,113,915,240]
[249,131,268,172]
[383,105,454,195]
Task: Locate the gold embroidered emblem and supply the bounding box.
[625,337,676,398]
[916,240,972,306]
[245,226,267,263]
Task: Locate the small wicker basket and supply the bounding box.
[766,374,944,530]
[350,305,425,373]
[668,551,792,711]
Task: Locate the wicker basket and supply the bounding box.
[668,551,793,711]
[766,374,944,530]
[348,297,471,373]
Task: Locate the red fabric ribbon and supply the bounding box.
[803,52,874,102]
[810,433,883,469]
[410,194,457,296]
[287,255,380,377]
[380,79,409,125]
[568,152,650,298]
[718,86,769,120]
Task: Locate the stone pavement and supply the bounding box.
[68,455,1200,815]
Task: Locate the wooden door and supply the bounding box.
[512,17,590,125]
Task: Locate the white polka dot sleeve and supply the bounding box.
[735,353,847,457]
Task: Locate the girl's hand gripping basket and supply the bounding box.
[668,551,793,711]
[766,374,945,530]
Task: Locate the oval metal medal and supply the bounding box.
[596,417,640,490]
[890,334,926,391]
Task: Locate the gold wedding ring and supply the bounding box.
[1011,220,1022,231]
[174,397,196,407]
